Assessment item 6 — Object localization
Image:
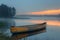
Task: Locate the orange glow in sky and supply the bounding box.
[30,9,60,15]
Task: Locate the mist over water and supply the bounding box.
[0,16,60,40]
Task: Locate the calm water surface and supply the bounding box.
[0,17,60,40]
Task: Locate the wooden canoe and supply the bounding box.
[10,22,46,34]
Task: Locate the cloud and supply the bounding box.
[29,9,60,15]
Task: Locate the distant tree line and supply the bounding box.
[0,4,16,18]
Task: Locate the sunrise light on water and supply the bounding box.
[30,20,60,26]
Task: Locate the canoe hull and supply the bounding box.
[10,22,46,34]
[12,26,46,35]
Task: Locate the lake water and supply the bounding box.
[0,16,60,40]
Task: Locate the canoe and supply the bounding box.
[10,22,46,34]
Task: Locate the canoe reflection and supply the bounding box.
[11,30,46,40]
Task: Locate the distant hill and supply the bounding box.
[15,14,60,17]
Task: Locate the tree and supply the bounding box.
[0,4,16,18]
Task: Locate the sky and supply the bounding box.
[0,0,60,15]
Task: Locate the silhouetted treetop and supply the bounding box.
[0,4,16,18]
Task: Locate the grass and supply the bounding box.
[0,22,6,27]
[0,22,11,40]
[0,33,11,40]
